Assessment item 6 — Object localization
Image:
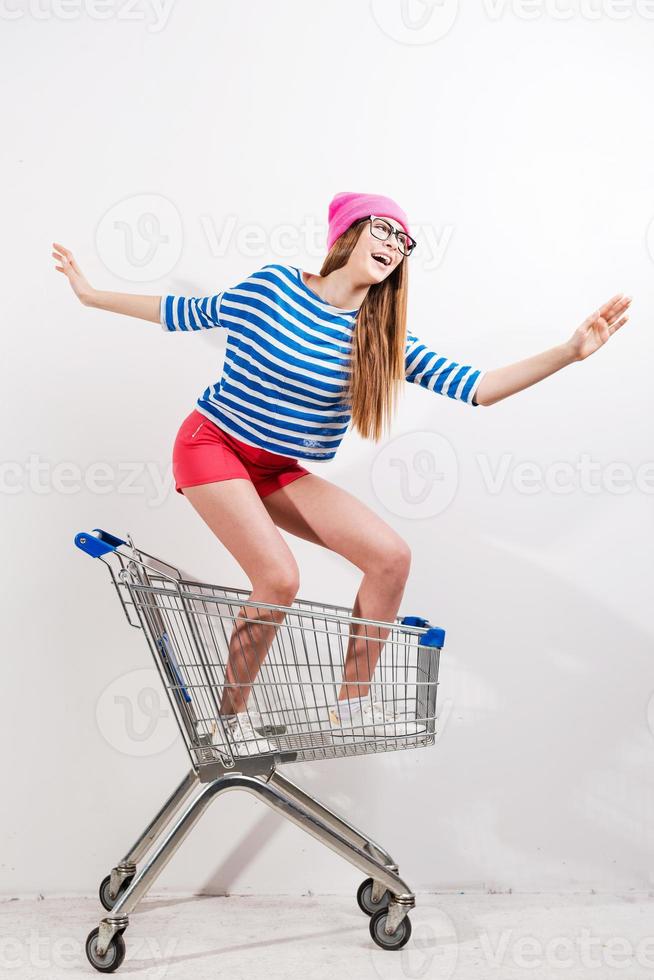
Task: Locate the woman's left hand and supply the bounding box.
[567,293,632,362]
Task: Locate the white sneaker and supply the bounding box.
[247,708,287,736]
[328,700,422,738]
[199,713,278,756]
[226,713,280,755]
[365,701,423,737]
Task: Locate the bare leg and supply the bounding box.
[218,597,292,715]
[261,474,412,701]
[337,569,406,701]
[182,480,300,716]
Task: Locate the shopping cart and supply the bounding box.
[74,528,445,971]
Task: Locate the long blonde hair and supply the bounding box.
[319,219,409,443]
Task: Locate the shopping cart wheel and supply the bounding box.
[85,927,126,973]
[369,908,412,951]
[356,877,390,916]
[99,874,134,912]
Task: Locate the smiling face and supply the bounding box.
[347,215,406,285]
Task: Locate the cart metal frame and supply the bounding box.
[74,528,445,970]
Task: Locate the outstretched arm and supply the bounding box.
[52,242,161,322]
[475,293,632,407]
[52,242,228,330]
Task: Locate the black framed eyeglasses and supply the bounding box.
[368,215,416,256]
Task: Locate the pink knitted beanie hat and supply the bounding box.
[326,191,411,251]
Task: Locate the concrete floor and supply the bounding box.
[2,892,653,979]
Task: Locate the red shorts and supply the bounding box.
[172,409,311,498]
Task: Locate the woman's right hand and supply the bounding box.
[52,242,95,306]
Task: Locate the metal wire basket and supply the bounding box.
[75,528,443,776]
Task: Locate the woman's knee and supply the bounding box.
[371,538,412,584]
[252,561,300,604]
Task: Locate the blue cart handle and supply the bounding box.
[400,616,446,648]
[74,529,127,558]
[419,627,446,648]
[400,615,429,628]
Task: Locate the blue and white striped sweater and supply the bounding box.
[160,263,484,461]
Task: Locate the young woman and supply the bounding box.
[53,190,631,752]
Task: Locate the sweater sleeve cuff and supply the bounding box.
[469,370,485,406]
[160,295,169,330]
